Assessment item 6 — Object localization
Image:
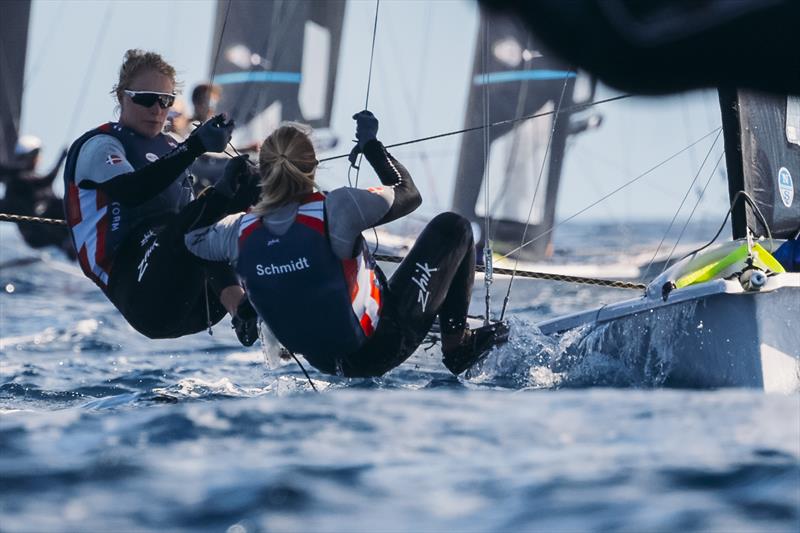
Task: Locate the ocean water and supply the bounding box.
[1,222,798,533]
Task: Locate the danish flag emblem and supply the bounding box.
[106,154,122,165]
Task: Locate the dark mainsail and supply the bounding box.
[720,89,800,240]
[479,0,800,95]
[210,0,345,148]
[0,0,31,163]
[452,10,594,258]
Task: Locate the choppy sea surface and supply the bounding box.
[1,222,798,533]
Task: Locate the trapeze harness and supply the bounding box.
[63,122,192,291]
[236,192,383,371]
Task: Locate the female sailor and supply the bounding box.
[185,111,508,377]
[63,49,259,344]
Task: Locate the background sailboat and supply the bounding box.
[210,0,345,152]
[0,0,30,164]
[452,9,597,259]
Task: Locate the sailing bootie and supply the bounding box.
[231,299,259,347]
[442,320,510,375]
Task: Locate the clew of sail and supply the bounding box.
[451,9,596,259]
[210,0,345,151]
[0,0,30,163]
[719,89,800,240]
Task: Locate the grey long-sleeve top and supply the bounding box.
[185,139,421,263]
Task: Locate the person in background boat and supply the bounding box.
[63,49,259,344]
[0,135,75,259]
[185,111,509,377]
[187,83,229,192]
[190,83,221,124]
[164,97,190,139]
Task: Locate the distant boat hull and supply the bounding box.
[538,247,800,391]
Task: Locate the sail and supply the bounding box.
[479,0,800,95]
[0,0,31,163]
[210,0,345,148]
[720,89,800,240]
[452,10,594,258]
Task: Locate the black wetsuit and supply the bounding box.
[64,123,236,339]
[340,212,475,377]
[187,139,476,376]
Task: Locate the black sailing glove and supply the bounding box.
[215,155,250,199]
[348,110,379,167]
[228,162,262,213]
[189,114,234,154]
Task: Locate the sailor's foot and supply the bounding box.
[232,299,259,347]
[442,320,510,375]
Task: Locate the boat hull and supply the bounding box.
[538,274,800,391]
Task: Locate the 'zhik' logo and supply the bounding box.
[412,262,438,312]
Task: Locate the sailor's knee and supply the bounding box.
[430,211,472,236]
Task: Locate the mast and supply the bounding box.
[210,0,345,149]
[719,88,800,240]
[0,0,31,163]
[452,9,594,258]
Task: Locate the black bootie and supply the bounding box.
[442,320,510,376]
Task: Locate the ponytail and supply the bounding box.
[253,122,318,214]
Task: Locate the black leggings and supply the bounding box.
[107,192,238,339]
[338,212,475,377]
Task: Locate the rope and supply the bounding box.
[354,0,381,188]
[373,254,644,290]
[660,151,726,273]
[0,213,643,289]
[0,213,67,225]
[481,17,493,324]
[640,128,723,280]
[500,70,573,321]
[64,3,115,141]
[496,127,724,262]
[674,190,774,264]
[364,0,381,110]
[22,1,66,91]
[320,93,633,164]
[288,350,319,392]
[209,0,233,83]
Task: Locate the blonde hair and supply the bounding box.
[111,49,179,104]
[253,122,318,214]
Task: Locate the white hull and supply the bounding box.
[538,241,800,391]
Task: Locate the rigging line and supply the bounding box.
[384,4,441,208]
[229,0,296,124]
[288,350,319,393]
[673,191,772,267]
[320,93,633,163]
[22,0,66,92]
[364,0,381,110]
[660,151,726,273]
[371,254,645,290]
[354,0,381,188]
[490,37,533,216]
[500,70,573,321]
[0,213,66,225]
[481,15,493,324]
[209,0,233,83]
[640,127,723,281]
[5,127,723,239]
[496,126,724,262]
[64,2,115,143]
